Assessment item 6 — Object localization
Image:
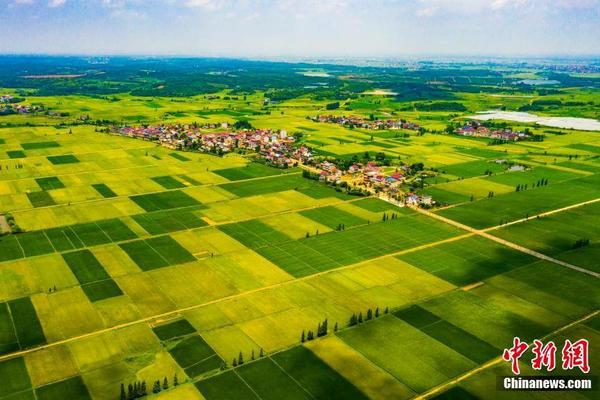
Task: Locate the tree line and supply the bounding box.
[120,374,179,399]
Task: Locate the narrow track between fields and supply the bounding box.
[416,310,599,399]
[0,195,597,366]
[0,231,474,363]
[380,196,600,278]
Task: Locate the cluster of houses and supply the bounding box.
[0,103,41,116]
[455,121,530,141]
[313,160,433,206]
[109,121,435,207]
[110,123,312,167]
[311,115,421,131]
[0,94,45,116]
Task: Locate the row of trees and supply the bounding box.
[301,318,334,343]
[232,348,265,367]
[300,307,391,344]
[0,164,24,170]
[349,306,388,327]
[382,212,400,221]
[120,375,179,399]
[515,178,549,192]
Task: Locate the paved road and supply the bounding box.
[380,196,600,279]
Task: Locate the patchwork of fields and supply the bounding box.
[0,87,598,400]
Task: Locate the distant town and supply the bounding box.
[310,115,422,131]
[453,120,541,142]
[107,122,434,206]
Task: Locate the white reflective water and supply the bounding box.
[469,111,600,131]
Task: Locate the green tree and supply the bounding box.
[349,313,357,326]
[233,119,253,130]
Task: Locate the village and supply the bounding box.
[0,94,40,115]
[310,114,422,131]
[454,120,531,141]
[110,123,312,167]
[108,122,434,207]
[309,160,433,206]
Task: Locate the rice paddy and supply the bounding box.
[0,66,598,400]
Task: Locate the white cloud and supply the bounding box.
[415,0,600,16]
[416,6,437,17]
[48,0,66,7]
[184,0,221,10]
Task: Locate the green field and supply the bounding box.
[0,57,598,400]
[437,174,600,228]
[220,213,462,277]
[214,163,293,181]
[130,190,201,212]
[396,236,537,286]
[491,201,600,272]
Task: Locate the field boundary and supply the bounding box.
[416,309,600,399]
[0,231,474,363]
[380,196,600,278]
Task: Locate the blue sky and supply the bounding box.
[1,0,599,57]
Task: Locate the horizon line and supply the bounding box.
[1,53,600,61]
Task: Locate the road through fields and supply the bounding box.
[0,195,597,370]
[380,196,600,279]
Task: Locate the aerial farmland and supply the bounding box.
[0,56,598,400]
[1,1,600,396]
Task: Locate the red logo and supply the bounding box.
[503,338,590,375]
[531,339,556,372]
[502,337,529,375]
[562,339,590,374]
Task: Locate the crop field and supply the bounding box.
[437,174,600,228]
[0,57,599,400]
[396,236,538,286]
[491,201,600,272]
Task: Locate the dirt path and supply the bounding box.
[0,230,473,363]
[1,196,597,364]
[380,196,600,279]
[483,197,600,232]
